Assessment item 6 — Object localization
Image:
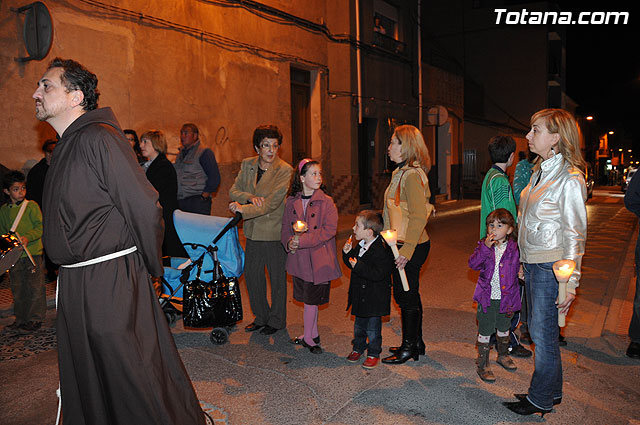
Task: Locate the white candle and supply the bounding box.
[381,229,409,292]
[290,220,308,253]
[553,260,576,327]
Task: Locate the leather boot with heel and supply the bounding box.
[382,309,420,364]
[390,304,425,355]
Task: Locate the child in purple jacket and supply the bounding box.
[281,159,342,354]
[469,208,522,382]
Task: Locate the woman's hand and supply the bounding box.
[20,236,29,246]
[228,201,242,214]
[249,196,265,207]
[518,264,524,279]
[557,292,575,315]
[395,255,409,270]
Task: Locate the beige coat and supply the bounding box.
[383,164,431,260]
[229,156,294,241]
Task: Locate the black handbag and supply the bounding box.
[182,249,243,328]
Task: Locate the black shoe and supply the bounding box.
[627,341,640,359]
[382,309,420,364]
[510,344,532,358]
[245,322,264,332]
[389,340,426,356]
[558,334,567,346]
[22,321,42,332]
[514,393,562,406]
[299,338,323,354]
[260,325,278,335]
[503,398,552,417]
[290,336,320,345]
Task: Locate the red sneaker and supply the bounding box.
[346,351,362,363]
[362,356,379,369]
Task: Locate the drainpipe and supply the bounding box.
[355,0,362,124]
[418,0,422,130]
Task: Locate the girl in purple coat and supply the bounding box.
[281,159,342,354]
[469,208,522,382]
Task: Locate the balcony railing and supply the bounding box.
[372,32,406,55]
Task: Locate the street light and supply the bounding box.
[586,116,594,121]
[609,131,615,135]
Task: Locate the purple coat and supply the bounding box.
[281,190,342,284]
[468,239,521,314]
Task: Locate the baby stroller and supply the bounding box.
[161,211,244,345]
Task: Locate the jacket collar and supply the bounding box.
[540,152,564,172]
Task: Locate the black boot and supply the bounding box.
[389,304,426,355]
[382,309,420,364]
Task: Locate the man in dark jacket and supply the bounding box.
[27,139,57,281]
[34,57,204,425]
[624,170,640,359]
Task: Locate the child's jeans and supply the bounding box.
[353,316,382,358]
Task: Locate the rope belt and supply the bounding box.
[55,245,137,425]
[60,246,137,268]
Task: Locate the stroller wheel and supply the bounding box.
[165,311,178,327]
[210,327,229,345]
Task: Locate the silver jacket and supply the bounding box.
[518,153,587,292]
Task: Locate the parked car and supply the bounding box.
[622,168,637,193]
[585,164,594,199]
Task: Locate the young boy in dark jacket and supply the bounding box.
[342,210,394,369]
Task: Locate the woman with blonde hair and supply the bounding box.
[381,124,434,364]
[503,109,587,416]
[139,130,187,258]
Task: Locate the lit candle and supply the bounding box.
[293,220,308,233]
[380,229,409,292]
[290,220,308,254]
[552,259,576,327]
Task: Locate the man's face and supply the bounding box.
[180,126,199,149]
[32,67,77,122]
[255,138,280,168]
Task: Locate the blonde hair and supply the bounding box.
[140,130,167,155]
[393,125,431,171]
[530,109,586,172]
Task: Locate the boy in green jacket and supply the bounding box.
[1,170,45,332]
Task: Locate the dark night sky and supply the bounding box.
[562,1,640,148]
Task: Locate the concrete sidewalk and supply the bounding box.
[2,197,640,425]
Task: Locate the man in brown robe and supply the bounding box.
[35,58,205,425]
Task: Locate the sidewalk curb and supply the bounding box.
[603,220,637,337]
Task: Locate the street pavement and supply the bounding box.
[1,189,639,424]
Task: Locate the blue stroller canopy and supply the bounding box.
[172,210,245,278]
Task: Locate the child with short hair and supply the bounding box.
[480,135,517,239]
[282,159,342,354]
[0,170,46,332]
[469,208,521,382]
[342,210,394,369]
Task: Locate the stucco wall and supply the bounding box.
[1,0,353,215]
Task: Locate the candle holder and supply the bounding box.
[552,259,576,327]
[290,220,308,254]
[380,229,409,291]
